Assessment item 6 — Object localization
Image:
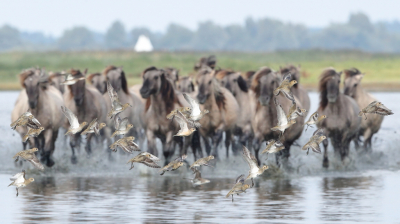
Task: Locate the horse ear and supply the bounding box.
[190,82,195,92]
[338,71,343,77]
[298,64,301,69]
[83,68,88,75]
[237,75,248,92]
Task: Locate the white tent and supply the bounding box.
[134,35,153,52]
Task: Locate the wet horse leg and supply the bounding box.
[191,131,202,160]
[164,132,176,164]
[202,135,211,156]
[42,129,55,167]
[85,133,93,155]
[322,138,329,168]
[363,128,372,152]
[69,134,78,164]
[225,130,232,158]
[146,130,157,156]
[252,137,262,166]
[212,129,223,159]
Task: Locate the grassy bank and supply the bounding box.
[0,50,399,90]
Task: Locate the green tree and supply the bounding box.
[105,21,127,49]
[57,26,95,50]
[0,25,22,51]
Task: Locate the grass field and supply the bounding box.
[0,50,399,90]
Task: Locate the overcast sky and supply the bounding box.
[0,0,398,36]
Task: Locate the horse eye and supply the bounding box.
[233,79,237,82]
[354,83,358,87]
[154,76,159,80]
[208,80,212,85]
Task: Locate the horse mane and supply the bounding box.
[67,69,85,98]
[103,65,128,94]
[343,67,362,79]
[251,67,273,98]
[214,69,234,80]
[211,78,226,110]
[243,71,255,80]
[142,66,158,77]
[144,69,181,113]
[318,68,340,111]
[280,64,300,86]
[18,68,36,88]
[87,72,101,83]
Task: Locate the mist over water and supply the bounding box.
[1,91,400,223]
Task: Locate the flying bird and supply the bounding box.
[107,82,132,119]
[23,127,45,142]
[11,110,41,130]
[359,101,394,120]
[160,155,187,175]
[13,148,44,170]
[60,72,85,85]
[127,152,161,170]
[225,174,251,202]
[271,98,296,138]
[8,170,35,197]
[273,73,297,102]
[261,139,285,160]
[81,118,106,137]
[302,129,327,154]
[304,112,327,131]
[242,146,268,187]
[110,115,134,138]
[110,136,140,153]
[61,106,87,135]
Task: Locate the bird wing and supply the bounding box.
[183,93,201,117]
[313,128,325,137]
[141,152,161,162]
[242,145,258,171]
[235,174,245,184]
[142,158,161,168]
[375,108,394,116]
[275,140,284,148]
[281,88,295,102]
[107,82,122,110]
[114,115,121,130]
[282,72,292,82]
[64,73,73,81]
[376,103,393,113]
[10,171,24,181]
[30,116,41,127]
[287,101,296,119]
[118,117,130,130]
[87,118,98,129]
[29,154,44,170]
[309,142,321,153]
[61,106,80,128]
[127,140,140,150]
[192,168,202,179]
[174,115,189,133]
[274,98,288,126]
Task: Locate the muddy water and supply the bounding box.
[1,91,399,223]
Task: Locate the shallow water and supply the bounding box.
[1,91,400,223]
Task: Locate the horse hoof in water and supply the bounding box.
[46,158,55,167]
[71,156,78,164]
[323,158,329,168]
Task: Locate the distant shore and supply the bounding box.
[1,50,399,91]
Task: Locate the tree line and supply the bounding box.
[1,13,400,52]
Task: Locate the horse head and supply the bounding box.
[252,67,279,106]
[343,68,364,98]
[68,69,86,106]
[177,77,195,93]
[140,67,163,99]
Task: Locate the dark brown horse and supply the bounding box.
[140,67,183,163]
[63,69,107,163]
[317,68,361,167]
[12,68,65,167]
[251,67,305,166]
[343,68,383,151]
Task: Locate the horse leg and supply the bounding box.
[252,137,262,166]
[164,132,176,164]
[42,129,55,167]
[182,136,192,159]
[212,129,223,159]
[322,138,329,168]
[146,129,157,155]
[363,128,372,152]
[85,133,93,155]
[202,135,211,156]
[225,130,232,158]
[191,131,202,160]
[69,134,78,164]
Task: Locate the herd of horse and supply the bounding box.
[11,56,384,169]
